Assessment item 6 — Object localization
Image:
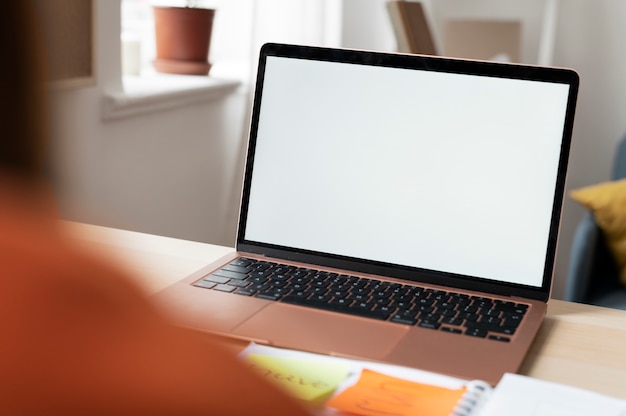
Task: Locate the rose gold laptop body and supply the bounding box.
[155,44,579,386]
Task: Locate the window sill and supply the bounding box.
[102,73,242,121]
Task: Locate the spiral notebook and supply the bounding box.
[240,343,488,416]
[241,343,626,416]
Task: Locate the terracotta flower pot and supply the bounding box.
[152,6,215,75]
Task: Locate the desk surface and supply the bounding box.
[62,222,626,400]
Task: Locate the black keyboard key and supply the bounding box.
[483,308,501,317]
[391,316,417,325]
[270,287,291,295]
[352,301,376,311]
[290,269,312,278]
[193,280,216,289]
[249,275,269,284]
[272,266,295,275]
[250,270,273,279]
[252,261,274,271]
[256,291,282,301]
[329,298,352,307]
[488,335,511,342]
[287,290,309,299]
[271,273,290,281]
[482,316,502,326]
[419,311,442,320]
[417,298,435,306]
[231,258,254,267]
[377,305,395,314]
[461,305,478,313]
[433,292,450,301]
[452,296,472,307]
[311,294,332,302]
[213,270,246,280]
[418,320,441,330]
[228,279,251,288]
[203,275,231,284]
[439,308,457,317]
[347,293,370,303]
[213,284,236,293]
[441,327,462,334]
[441,317,463,326]
[464,321,518,336]
[270,279,289,288]
[459,312,479,321]
[329,289,350,298]
[349,279,369,289]
[471,295,492,303]
[310,272,330,281]
[234,288,256,296]
[394,301,414,310]
[353,287,372,296]
[311,280,331,288]
[395,307,417,317]
[250,283,271,291]
[288,282,308,291]
[503,315,524,327]
[435,300,456,309]
[466,327,488,338]
[329,275,348,285]
[311,287,329,295]
[498,326,517,335]
[373,297,392,307]
[221,264,252,274]
[416,305,435,313]
[373,290,392,299]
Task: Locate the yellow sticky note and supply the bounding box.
[245,354,350,406]
[326,369,465,416]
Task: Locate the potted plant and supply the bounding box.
[152,1,216,75]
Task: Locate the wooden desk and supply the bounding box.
[62,222,626,400]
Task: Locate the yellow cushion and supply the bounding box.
[570,178,626,286]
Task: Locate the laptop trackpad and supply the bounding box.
[232,303,408,359]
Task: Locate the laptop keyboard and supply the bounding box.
[193,257,528,342]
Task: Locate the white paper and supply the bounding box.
[478,373,626,416]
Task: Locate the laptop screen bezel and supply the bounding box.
[236,43,579,302]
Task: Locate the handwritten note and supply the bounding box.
[245,354,350,406]
[326,369,465,416]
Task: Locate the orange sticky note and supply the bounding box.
[326,369,465,416]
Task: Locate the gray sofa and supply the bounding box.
[564,136,626,310]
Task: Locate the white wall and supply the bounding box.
[51,0,626,298]
[50,0,249,246]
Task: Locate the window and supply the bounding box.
[112,0,342,119]
[121,0,342,82]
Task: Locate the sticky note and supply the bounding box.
[326,369,465,416]
[245,354,350,406]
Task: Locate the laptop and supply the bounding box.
[155,43,579,385]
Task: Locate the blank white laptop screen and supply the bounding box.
[244,56,571,288]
